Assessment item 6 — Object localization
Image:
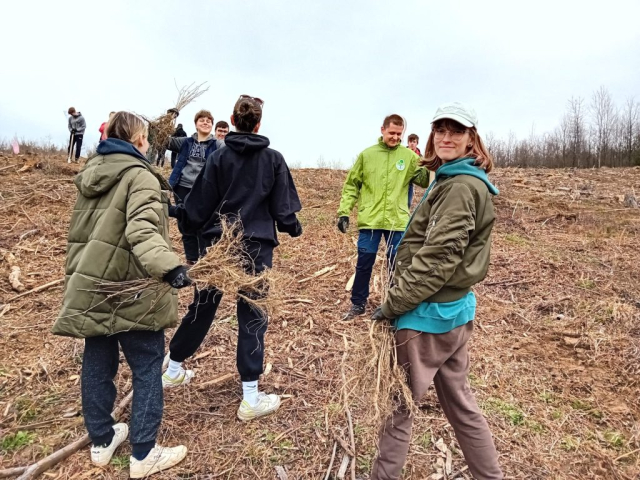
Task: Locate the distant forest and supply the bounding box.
[488,86,640,168]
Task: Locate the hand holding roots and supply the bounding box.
[145,81,209,153]
[83,218,284,318]
[188,218,285,316]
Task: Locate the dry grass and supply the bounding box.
[0,156,639,479]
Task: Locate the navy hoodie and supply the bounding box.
[174,131,302,246]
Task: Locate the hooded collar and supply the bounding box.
[77,139,168,198]
[96,138,148,163]
[435,157,499,195]
[224,131,270,154]
[191,133,215,143]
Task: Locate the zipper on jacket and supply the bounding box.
[383,149,389,230]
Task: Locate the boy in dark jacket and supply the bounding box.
[165,95,302,422]
[167,110,217,263]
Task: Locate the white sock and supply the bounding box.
[242,381,259,406]
[166,360,183,379]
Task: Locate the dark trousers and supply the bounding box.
[371,324,503,480]
[170,151,178,169]
[351,229,402,307]
[68,133,83,160]
[155,149,167,167]
[169,241,273,382]
[81,330,164,456]
[173,185,207,263]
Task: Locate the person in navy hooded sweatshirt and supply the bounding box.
[164,95,303,423]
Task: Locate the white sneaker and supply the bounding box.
[162,352,171,371]
[237,392,281,421]
[129,444,187,478]
[90,423,128,466]
[162,367,194,389]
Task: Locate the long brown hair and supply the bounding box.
[421,119,493,173]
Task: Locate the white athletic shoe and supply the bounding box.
[162,352,171,371]
[90,423,128,466]
[237,393,282,421]
[129,444,187,478]
[162,367,195,389]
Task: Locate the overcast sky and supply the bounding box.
[1,0,639,167]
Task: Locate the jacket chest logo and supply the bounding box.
[396,159,406,171]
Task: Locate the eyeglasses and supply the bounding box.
[239,94,264,108]
[432,127,467,141]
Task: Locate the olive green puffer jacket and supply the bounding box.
[53,144,181,338]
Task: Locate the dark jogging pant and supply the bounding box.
[68,133,83,160]
[81,330,164,457]
[168,241,274,382]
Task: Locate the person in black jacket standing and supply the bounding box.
[164,95,303,422]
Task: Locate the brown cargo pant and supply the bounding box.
[370,322,503,480]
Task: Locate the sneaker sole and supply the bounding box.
[237,397,282,422]
[162,372,194,389]
[130,450,187,478]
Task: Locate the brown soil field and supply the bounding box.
[0,153,639,479]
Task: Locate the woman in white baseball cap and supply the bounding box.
[370,102,502,480]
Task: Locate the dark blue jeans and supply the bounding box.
[351,229,402,307]
[173,185,207,263]
[81,330,164,456]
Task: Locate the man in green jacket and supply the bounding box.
[337,114,430,319]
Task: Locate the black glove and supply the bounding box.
[337,216,349,233]
[168,204,178,218]
[371,307,392,321]
[163,265,193,289]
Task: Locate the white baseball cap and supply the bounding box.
[431,102,478,128]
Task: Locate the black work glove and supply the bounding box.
[371,307,393,321]
[163,265,193,289]
[337,216,349,233]
[290,220,303,238]
[168,204,178,218]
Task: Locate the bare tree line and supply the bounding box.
[487,86,640,168]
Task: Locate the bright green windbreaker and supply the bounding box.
[338,138,430,231]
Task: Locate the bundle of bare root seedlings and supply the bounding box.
[187,218,286,316]
[85,277,169,300]
[146,81,209,154]
[349,321,416,424]
[334,255,416,478]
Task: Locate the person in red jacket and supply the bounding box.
[99,112,116,141]
[407,133,422,209]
